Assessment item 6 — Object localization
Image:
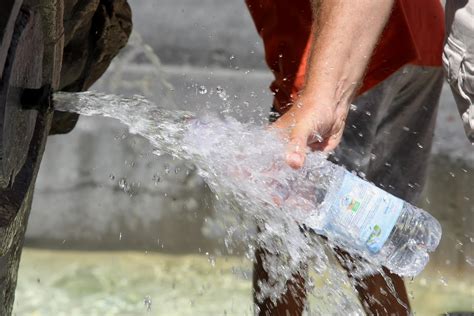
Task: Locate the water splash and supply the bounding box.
[53,91,398,313]
[93,31,177,110]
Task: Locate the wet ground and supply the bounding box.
[14,248,473,315]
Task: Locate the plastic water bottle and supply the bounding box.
[305,164,442,277]
[183,116,442,277]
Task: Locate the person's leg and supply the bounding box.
[253,248,307,316]
[333,65,445,315]
[334,247,411,315]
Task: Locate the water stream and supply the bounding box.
[52,91,413,314]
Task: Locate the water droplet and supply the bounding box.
[350,104,358,111]
[216,86,229,101]
[118,178,131,193]
[119,232,122,240]
[152,174,161,185]
[229,55,235,60]
[208,254,216,267]
[466,256,474,267]
[198,85,207,95]
[118,178,126,188]
[402,126,410,132]
[438,275,448,286]
[144,296,152,311]
[109,174,115,181]
[417,143,424,149]
[312,133,324,143]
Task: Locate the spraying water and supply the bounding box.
[52,91,440,313]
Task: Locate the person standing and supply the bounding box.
[246,0,445,314]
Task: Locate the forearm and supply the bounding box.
[302,0,394,109]
[274,0,395,168]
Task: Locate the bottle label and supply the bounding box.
[324,171,404,253]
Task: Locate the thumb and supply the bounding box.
[286,123,312,169]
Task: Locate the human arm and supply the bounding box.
[273,0,395,169]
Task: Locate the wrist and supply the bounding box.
[296,90,351,113]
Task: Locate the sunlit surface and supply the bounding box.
[14,249,473,315]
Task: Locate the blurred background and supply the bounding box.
[13,1,473,315]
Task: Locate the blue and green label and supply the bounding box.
[324,171,404,253]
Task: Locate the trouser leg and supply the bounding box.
[334,65,444,315]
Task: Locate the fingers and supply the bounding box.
[321,120,345,152]
[308,130,343,152]
[286,122,312,169]
[274,102,347,168]
[322,135,342,152]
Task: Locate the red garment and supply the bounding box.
[246,0,445,113]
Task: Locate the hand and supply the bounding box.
[272,96,350,169]
[267,0,394,170]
